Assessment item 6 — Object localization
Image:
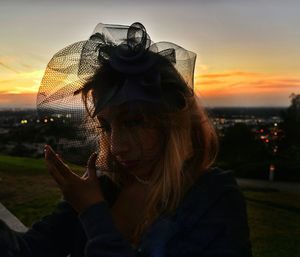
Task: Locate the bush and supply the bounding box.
[9,144,35,157]
[230,161,270,180]
[225,160,300,182]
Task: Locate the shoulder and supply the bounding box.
[176,167,247,225]
[166,167,252,256]
[196,166,238,188]
[181,167,240,204]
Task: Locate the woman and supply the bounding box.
[0,22,252,257]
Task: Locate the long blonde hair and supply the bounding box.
[130,94,218,244]
[81,63,218,245]
[82,95,218,244]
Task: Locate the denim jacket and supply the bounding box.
[0,167,252,257]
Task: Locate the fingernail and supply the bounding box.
[44,148,48,158]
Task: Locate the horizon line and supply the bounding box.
[0,106,289,111]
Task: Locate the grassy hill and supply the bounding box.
[0,155,83,225]
[0,155,299,257]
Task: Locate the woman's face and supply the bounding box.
[97,105,163,175]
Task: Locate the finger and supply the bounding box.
[46,162,64,186]
[45,145,72,178]
[54,154,70,173]
[44,149,64,186]
[87,152,98,180]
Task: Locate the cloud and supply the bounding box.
[0,92,37,108]
[0,79,14,84]
[0,56,20,73]
[195,71,262,80]
[0,62,20,73]
[0,69,44,94]
[0,56,17,63]
[195,70,300,91]
[195,64,210,72]
[249,81,300,89]
[0,90,10,94]
[196,79,225,85]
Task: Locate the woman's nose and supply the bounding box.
[110,126,129,157]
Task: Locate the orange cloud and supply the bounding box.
[194,70,300,106]
[196,71,261,79]
[0,69,44,94]
[0,68,299,108]
[0,62,20,73]
[0,93,37,108]
[195,70,300,93]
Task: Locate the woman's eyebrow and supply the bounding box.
[97,110,143,122]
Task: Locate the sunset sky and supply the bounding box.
[0,0,299,108]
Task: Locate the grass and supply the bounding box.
[0,155,83,225]
[243,189,300,257]
[0,155,300,256]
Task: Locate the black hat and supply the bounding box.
[36,22,196,164]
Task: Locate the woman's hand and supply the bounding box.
[44,145,105,214]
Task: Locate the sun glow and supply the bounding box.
[195,70,300,95]
[0,70,44,94]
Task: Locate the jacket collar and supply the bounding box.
[175,167,238,230]
[138,167,238,255]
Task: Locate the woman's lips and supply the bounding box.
[119,160,140,168]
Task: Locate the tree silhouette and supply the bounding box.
[219,123,267,166]
[280,93,300,161]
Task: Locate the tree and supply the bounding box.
[280,93,300,161]
[219,123,267,166]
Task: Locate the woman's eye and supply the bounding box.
[97,125,111,133]
[124,118,144,128]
